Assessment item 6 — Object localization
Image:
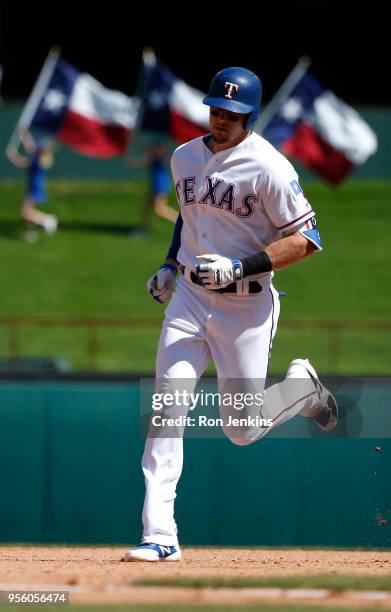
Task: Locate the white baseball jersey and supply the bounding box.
[171,131,319,281]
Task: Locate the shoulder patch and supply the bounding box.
[289,179,304,197]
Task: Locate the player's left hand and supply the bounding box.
[147,263,177,303]
[195,254,243,289]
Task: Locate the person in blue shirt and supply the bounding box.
[127,142,177,235]
[7,130,58,238]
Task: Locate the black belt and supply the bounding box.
[179,265,262,294]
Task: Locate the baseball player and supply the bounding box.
[124,67,338,562]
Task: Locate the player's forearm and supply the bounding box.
[241,232,315,276]
[264,233,316,271]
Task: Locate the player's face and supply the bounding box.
[209,106,247,148]
[209,107,248,149]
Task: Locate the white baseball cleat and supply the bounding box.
[123,542,182,562]
[287,358,338,431]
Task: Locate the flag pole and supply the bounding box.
[255,56,311,134]
[6,46,61,152]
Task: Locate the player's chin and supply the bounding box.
[212,130,229,143]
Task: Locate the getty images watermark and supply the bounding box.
[150,389,273,429]
[140,379,274,438]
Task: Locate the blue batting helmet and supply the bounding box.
[203,67,262,131]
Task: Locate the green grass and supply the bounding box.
[136,574,391,591]
[0,179,390,373]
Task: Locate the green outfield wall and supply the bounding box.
[0,104,390,180]
[0,379,390,547]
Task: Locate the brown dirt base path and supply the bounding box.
[1,547,391,608]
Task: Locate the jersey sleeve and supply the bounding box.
[260,162,315,236]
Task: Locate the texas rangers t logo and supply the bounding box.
[224,81,239,99]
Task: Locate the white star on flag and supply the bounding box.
[281,98,304,122]
[42,89,67,112]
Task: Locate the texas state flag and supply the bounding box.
[141,56,209,143]
[30,58,137,157]
[262,72,377,184]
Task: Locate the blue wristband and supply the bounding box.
[160,263,178,275]
[231,259,243,281]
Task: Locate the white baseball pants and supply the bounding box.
[140,276,318,545]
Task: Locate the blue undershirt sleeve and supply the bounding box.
[166,213,183,262]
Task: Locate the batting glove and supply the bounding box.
[195,254,243,289]
[147,263,177,303]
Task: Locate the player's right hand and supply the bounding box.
[195,254,243,289]
[147,263,177,303]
